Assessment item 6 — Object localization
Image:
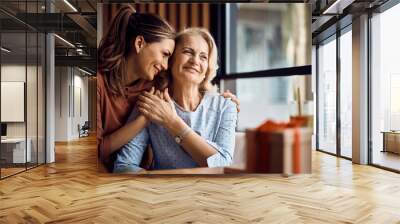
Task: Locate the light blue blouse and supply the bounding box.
[113,92,238,173]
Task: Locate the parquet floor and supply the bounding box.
[373,151,400,171]
[1,135,400,223]
[1,167,26,178]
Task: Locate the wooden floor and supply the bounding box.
[1,163,46,178]
[1,167,26,178]
[1,135,400,223]
[373,150,400,171]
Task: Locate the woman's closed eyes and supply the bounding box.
[163,51,171,58]
[182,48,208,61]
[182,48,194,56]
[200,54,208,61]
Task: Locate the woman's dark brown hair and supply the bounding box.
[98,5,175,96]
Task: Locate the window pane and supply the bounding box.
[340,29,352,158]
[226,3,310,73]
[317,37,337,154]
[38,32,45,165]
[1,31,28,177]
[0,0,46,179]
[371,3,400,171]
[27,31,38,169]
[228,76,311,131]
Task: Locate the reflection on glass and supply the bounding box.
[371,3,400,171]
[340,29,352,158]
[38,33,46,165]
[230,76,310,130]
[0,0,46,179]
[225,3,311,131]
[317,37,337,154]
[1,32,27,177]
[236,77,290,130]
[27,32,38,169]
[0,0,46,14]
[26,1,39,168]
[228,3,310,73]
[390,75,400,130]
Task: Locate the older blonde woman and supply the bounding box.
[113,28,237,172]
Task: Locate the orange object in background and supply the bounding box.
[290,115,313,128]
[245,119,312,175]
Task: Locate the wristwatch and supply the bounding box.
[174,127,191,144]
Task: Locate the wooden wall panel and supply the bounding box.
[202,4,210,30]
[148,4,156,14]
[159,3,166,18]
[138,4,145,13]
[102,3,211,34]
[167,4,177,30]
[191,4,199,27]
[179,4,188,31]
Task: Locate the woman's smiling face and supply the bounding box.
[171,34,209,85]
[133,38,175,81]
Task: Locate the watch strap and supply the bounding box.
[175,127,191,143]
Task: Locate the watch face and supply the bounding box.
[175,136,181,144]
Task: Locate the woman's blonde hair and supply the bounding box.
[156,27,219,92]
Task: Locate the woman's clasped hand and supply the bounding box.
[137,87,178,127]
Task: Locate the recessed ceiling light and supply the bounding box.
[322,0,354,15]
[1,47,11,53]
[63,0,78,12]
[77,67,93,76]
[54,34,75,48]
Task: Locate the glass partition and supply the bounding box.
[1,31,28,177]
[223,3,312,131]
[226,3,310,74]
[317,36,337,155]
[38,32,45,165]
[0,0,46,179]
[234,76,311,130]
[370,3,400,171]
[27,31,38,169]
[339,28,352,158]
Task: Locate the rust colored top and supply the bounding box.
[97,73,153,171]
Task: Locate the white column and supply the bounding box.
[46,0,55,163]
[46,32,55,163]
[54,67,73,141]
[312,45,317,150]
[352,14,369,164]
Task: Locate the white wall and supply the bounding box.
[1,63,46,164]
[1,64,26,81]
[71,72,89,138]
[54,67,89,141]
[1,65,38,137]
[55,66,69,141]
[1,65,26,133]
